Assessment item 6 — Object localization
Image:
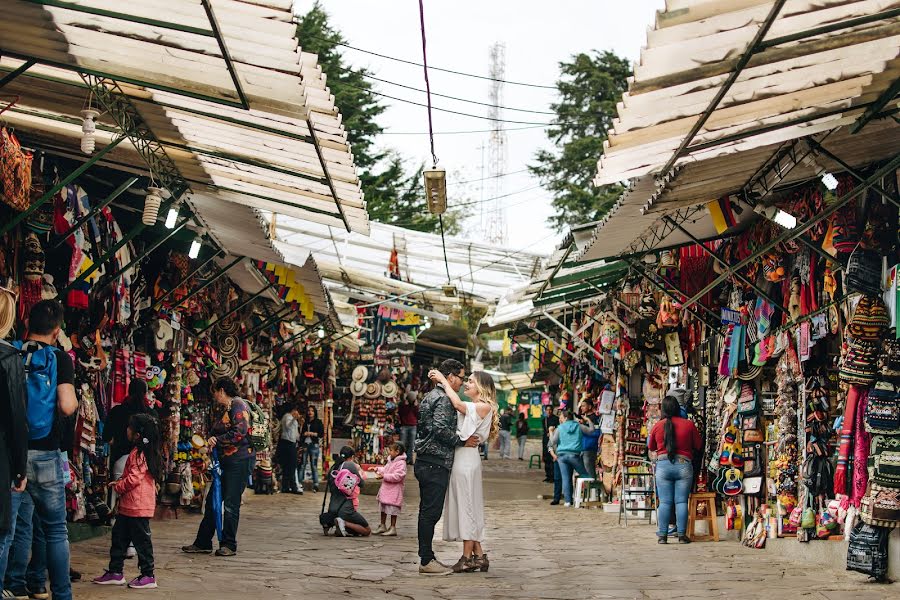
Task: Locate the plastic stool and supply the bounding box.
[574,477,597,508]
[528,454,542,469]
[687,492,719,542]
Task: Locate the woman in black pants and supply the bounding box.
[182,378,254,557]
[277,406,301,493]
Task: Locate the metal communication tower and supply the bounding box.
[482,42,507,245]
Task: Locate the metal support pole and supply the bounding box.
[0,60,35,89]
[151,250,223,311]
[171,256,244,310]
[196,282,276,336]
[0,135,125,236]
[52,176,138,249]
[529,326,605,379]
[680,153,900,311]
[662,215,789,313]
[851,77,900,134]
[200,0,250,110]
[307,117,351,232]
[243,306,294,339]
[537,243,574,297]
[98,214,192,288]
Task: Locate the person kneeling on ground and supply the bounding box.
[320,447,371,537]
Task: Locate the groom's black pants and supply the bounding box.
[415,461,450,566]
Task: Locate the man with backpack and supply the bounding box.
[0,300,77,600]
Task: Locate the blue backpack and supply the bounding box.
[13,341,58,440]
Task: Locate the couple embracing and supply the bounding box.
[415,359,498,575]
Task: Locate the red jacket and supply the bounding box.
[114,448,157,518]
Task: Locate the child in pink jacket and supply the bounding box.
[93,414,163,589]
[373,442,407,536]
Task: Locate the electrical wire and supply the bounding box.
[365,74,555,115]
[379,125,547,135]
[453,168,530,185]
[450,184,542,208]
[315,36,558,90]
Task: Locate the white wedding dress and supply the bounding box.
[443,402,492,542]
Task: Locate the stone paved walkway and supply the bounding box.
[72,457,895,600]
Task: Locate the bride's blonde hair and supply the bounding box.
[471,371,499,442]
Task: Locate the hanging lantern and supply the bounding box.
[423,167,447,215]
[80,109,100,154]
[142,186,163,226]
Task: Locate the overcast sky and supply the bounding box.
[295,0,664,255]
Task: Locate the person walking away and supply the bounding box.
[0,300,77,600]
[0,286,28,597]
[298,406,324,493]
[277,406,301,494]
[415,359,478,576]
[648,395,702,544]
[92,414,163,589]
[548,411,594,506]
[372,442,407,536]
[515,412,530,460]
[497,408,512,459]
[320,446,370,537]
[579,401,601,479]
[398,392,418,465]
[541,405,559,483]
[547,426,563,505]
[182,378,253,557]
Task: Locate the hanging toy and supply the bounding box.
[762,252,786,283]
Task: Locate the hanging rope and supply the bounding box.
[417,0,450,284]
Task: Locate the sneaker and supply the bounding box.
[549,500,560,506]
[298,485,304,495]
[335,517,348,537]
[322,525,332,536]
[372,524,387,535]
[564,502,571,507]
[667,524,678,535]
[313,485,319,493]
[678,535,692,544]
[215,547,236,557]
[181,544,212,554]
[381,526,397,536]
[92,572,126,586]
[26,587,48,600]
[127,576,158,589]
[3,589,29,600]
[418,561,452,576]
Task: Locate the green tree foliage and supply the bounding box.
[530,51,632,231]
[296,3,457,235]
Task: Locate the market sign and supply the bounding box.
[721,308,741,326]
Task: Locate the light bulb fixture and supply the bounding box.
[142,186,164,226]
[80,109,100,154]
[164,203,180,229]
[423,167,447,215]
[317,327,325,339]
[188,229,204,259]
[821,172,838,191]
[754,204,797,229]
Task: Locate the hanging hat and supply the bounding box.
[350,380,367,397]
[365,382,382,399]
[219,333,239,357]
[382,380,399,398]
[352,365,369,382]
[736,361,763,381]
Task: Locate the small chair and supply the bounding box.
[686,492,719,542]
[574,477,603,508]
[528,454,542,469]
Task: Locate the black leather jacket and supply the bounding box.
[0,340,28,534]
[414,385,459,470]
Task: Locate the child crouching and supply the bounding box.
[93,414,163,589]
[372,442,407,536]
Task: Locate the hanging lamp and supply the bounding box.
[80,109,100,154]
[423,167,447,215]
[142,186,164,226]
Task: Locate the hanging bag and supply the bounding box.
[656,296,680,331]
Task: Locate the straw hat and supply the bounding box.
[364,382,382,399]
[0,287,16,339]
[382,380,398,398]
[352,365,369,382]
[350,380,367,397]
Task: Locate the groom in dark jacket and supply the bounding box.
[415,359,477,575]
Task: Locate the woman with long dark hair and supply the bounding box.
[298,405,324,493]
[647,395,702,544]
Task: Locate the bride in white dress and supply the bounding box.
[427,369,498,574]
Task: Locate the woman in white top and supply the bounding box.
[427,369,498,574]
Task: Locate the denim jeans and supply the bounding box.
[298,443,320,487]
[0,451,71,600]
[498,430,511,458]
[582,450,598,480]
[552,460,562,502]
[517,436,528,460]
[557,452,590,504]
[194,457,250,552]
[655,457,693,537]
[399,426,416,464]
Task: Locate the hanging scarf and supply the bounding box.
[850,391,870,507]
[834,385,863,495]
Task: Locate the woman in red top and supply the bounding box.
[93,414,162,589]
[648,396,702,544]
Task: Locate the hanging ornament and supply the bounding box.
[80,109,100,154]
[142,186,164,226]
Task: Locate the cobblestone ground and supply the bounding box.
[72,451,895,600]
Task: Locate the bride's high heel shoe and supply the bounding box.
[474,554,489,572]
[451,555,477,573]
